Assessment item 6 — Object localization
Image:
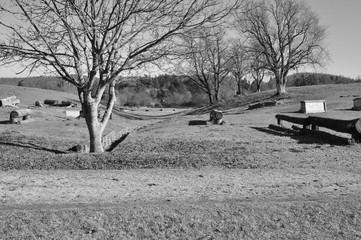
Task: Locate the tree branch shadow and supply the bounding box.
[252,126,351,146]
[0,141,67,154]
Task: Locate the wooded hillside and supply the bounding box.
[0,72,358,107]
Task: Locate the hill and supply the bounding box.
[1,72,359,108]
[0,76,77,94]
[1,83,361,239]
[0,84,79,107]
[286,72,358,86]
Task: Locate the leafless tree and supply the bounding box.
[235,0,329,95]
[250,60,265,92]
[178,27,233,104]
[0,0,242,152]
[228,39,250,95]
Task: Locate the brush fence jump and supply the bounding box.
[300,100,327,113]
[275,114,361,143]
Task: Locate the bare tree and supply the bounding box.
[0,0,241,152]
[249,51,266,92]
[250,63,265,92]
[178,27,233,104]
[229,39,250,95]
[236,0,328,95]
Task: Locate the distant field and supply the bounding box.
[0,84,79,107]
[1,83,361,239]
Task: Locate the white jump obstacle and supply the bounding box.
[300,100,327,113]
[65,110,81,118]
[0,96,20,108]
[102,128,129,150]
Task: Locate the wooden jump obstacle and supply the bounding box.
[69,128,129,153]
[209,109,224,124]
[275,114,361,143]
[300,100,327,113]
[102,128,129,151]
[9,109,34,124]
[248,100,276,110]
[43,99,73,107]
[0,96,20,108]
[353,98,361,110]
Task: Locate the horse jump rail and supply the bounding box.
[275,114,361,143]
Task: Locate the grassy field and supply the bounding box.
[1,83,361,239]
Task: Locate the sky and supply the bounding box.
[306,0,361,79]
[0,0,360,79]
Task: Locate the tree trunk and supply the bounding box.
[237,78,242,95]
[78,80,117,153]
[207,92,214,105]
[82,95,104,153]
[256,81,261,92]
[214,89,220,103]
[276,81,286,95]
[274,71,288,95]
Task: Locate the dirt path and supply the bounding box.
[1,167,361,209]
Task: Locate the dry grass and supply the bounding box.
[1,83,361,239]
[1,199,361,239]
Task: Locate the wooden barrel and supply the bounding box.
[35,101,43,107]
[214,111,223,120]
[210,109,223,124]
[75,144,89,153]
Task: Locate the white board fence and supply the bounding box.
[102,128,129,150]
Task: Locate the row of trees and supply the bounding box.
[0,0,328,152]
[114,72,358,107]
[174,0,328,104]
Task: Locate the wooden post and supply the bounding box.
[275,114,310,129]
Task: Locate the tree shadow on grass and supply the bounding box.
[0,141,67,154]
[252,126,351,146]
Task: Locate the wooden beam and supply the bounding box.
[275,114,361,143]
[307,116,361,143]
[275,114,309,127]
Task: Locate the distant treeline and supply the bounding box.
[0,73,359,107]
[116,75,212,107]
[287,73,359,86]
[249,73,359,92]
